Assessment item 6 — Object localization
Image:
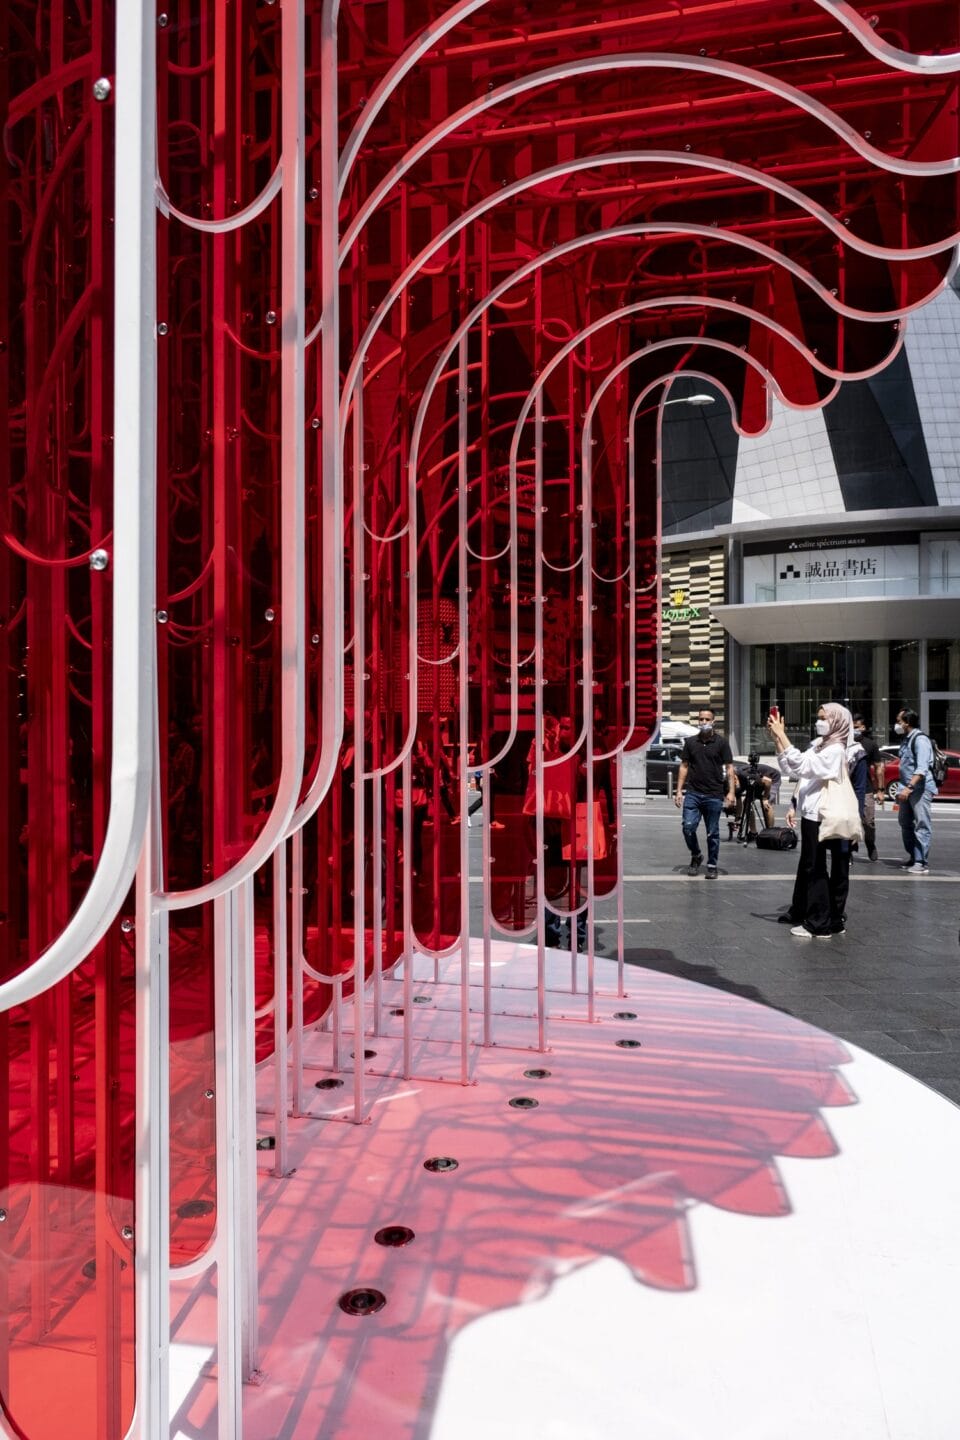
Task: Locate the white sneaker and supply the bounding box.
[789,925,813,939]
[906,863,929,875]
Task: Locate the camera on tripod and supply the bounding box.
[729,752,777,843]
[741,750,763,794]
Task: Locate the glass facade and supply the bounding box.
[743,641,920,752]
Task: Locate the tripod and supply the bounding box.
[731,780,768,844]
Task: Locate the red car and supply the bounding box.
[878,747,960,801]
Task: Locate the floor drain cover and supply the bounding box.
[374,1225,415,1248]
[256,1136,276,1150]
[177,1199,214,1220]
[508,1096,539,1109]
[613,1011,638,1021]
[350,1049,377,1060]
[615,1038,643,1049]
[338,1288,386,1316]
[423,1156,459,1173]
[315,1078,343,1090]
[523,1068,551,1080]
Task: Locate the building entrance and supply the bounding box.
[922,693,960,750]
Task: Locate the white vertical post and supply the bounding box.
[213,894,243,1439]
[133,813,169,1440]
[290,832,305,1116]
[533,389,547,1052]
[352,389,367,1123]
[235,879,259,1377]
[272,845,289,1177]
[458,338,471,1082]
[616,762,626,997]
[401,752,413,1080]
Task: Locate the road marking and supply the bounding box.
[619,873,960,883]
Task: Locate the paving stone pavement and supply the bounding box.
[613,796,960,1106]
[469,795,960,1105]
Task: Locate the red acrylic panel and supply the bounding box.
[1,5,136,1437]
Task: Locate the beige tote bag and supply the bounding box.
[818,765,864,844]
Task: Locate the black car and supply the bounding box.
[645,743,683,794]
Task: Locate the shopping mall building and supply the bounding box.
[660,281,960,753]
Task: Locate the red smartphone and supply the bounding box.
[769,705,780,721]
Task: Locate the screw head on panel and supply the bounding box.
[158,13,169,27]
[157,322,169,336]
[156,610,169,624]
[89,548,109,572]
[121,1225,134,1240]
[265,310,278,326]
[92,77,112,102]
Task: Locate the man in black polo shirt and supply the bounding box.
[675,706,736,879]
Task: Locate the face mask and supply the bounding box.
[815,719,830,737]
[698,722,713,734]
[894,723,906,736]
[853,728,864,737]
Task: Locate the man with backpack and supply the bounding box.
[894,707,941,875]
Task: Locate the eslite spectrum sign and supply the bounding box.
[743,531,920,602]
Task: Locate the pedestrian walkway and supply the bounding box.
[613,800,960,1106]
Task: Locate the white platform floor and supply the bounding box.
[170,942,960,1439]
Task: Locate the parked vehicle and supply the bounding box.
[878,745,960,800]
[645,743,683,794]
[659,720,699,743]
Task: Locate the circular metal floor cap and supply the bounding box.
[374,1225,415,1248]
[508,1096,539,1109]
[338,1288,387,1316]
[177,1199,214,1220]
[315,1078,344,1090]
[615,1038,642,1049]
[613,1011,638,1021]
[423,1156,459,1173]
[523,1068,551,1079]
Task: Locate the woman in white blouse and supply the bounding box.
[767,703,860,939]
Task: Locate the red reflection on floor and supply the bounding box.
[169,943,854,1439]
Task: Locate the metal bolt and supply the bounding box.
[156,610,168,624]
[0,1210,6,1222]
[204,1089,214,1100]
[121,1225,134,1241]
[311,417,320,429]
[158,12,169,26]
[308,187,319,201]
[92,77,112,102]
[311,633,320,644]
[264,608,275,621]
[120,918,134,934]
[265,310,278,326]
[89,548,109,572]
[157,322,169,336]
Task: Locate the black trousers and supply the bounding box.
[790,817,851,935]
